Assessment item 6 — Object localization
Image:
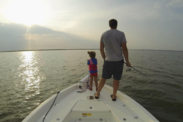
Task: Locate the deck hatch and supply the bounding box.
[75,118,107,122]
[72,100,110,112]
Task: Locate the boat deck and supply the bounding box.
[22,76,159,122]
[43,85,140,122]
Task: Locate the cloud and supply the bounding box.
[1,0,183,51]
[0,22,99,51]
[167,0,183,8]
[27,25,62,34]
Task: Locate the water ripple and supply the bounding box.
[0,50,183,122]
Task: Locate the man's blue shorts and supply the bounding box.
[102,60,124,80]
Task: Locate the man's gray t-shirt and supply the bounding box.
[100,29,127,61]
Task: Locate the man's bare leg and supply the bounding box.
[95,78,106,97]
[112,79,119,99]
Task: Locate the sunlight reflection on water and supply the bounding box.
[18,51,43,100]
[0,50,183,122]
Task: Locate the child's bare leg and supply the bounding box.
[94,76,98,90]
[90,76,93,88]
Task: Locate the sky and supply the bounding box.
[0,0,183,51]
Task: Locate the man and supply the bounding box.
[95,19,131,101]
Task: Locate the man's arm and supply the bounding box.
[122,42,131,67]
[100,42,105,60]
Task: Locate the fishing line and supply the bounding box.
[42,76,88,121]
[124,62,160,105]
[42,91,60,122]
[124,62,152,81]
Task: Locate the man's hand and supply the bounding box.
[100,42,106,60]
[126,61,131,67]
[122,42,131,67]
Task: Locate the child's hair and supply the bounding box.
[88,51,96,58]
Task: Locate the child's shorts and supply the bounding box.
[90,73,98,76]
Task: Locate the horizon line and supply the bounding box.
[0,48,183,53]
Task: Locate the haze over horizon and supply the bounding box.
[0,0,183,51]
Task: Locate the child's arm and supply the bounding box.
[87,60,90,65]
[93,59,97,65]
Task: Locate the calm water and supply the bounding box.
[0,50,183,122]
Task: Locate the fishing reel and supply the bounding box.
[126,67,131,72]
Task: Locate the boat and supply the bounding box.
[22,75,159,122]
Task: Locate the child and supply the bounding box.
[87,51,98,91]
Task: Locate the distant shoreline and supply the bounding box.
[0,49,182,53]
[0,49,100,53]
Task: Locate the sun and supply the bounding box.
[3,0,49,26]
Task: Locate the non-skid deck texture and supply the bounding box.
[43,85,142,122]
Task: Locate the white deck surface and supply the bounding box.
[22,76,159,122]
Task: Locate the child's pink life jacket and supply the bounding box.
[88,59,97,72]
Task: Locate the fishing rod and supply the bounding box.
[124,62,152,81]
[124,62,163,106]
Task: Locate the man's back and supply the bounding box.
[96,19,131,100]
[101,29,126,61]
